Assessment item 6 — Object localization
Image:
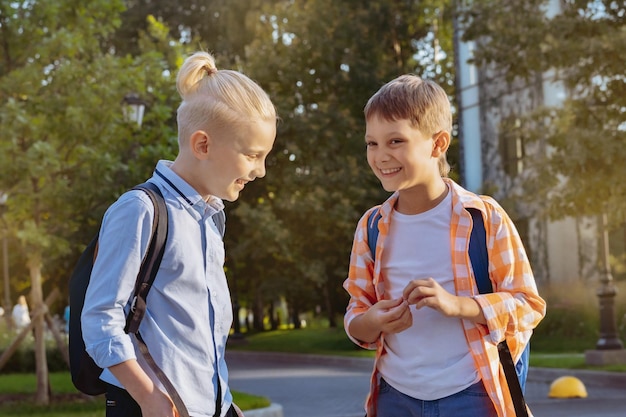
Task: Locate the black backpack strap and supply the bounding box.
[468,208,528,417]
[121,182,191,417]
[124,182,168,334]
[498,341,528,417]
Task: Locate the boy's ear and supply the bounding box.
[431,131,451,157]
[189,130,211,160]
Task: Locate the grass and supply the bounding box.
[530,352,626,372]
[230,326,626,373]
[0,372,270,416]
[228,326,375,357]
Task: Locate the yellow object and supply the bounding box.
[548,376,588,398]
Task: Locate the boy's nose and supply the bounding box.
[377,151,391,163]
[253,162,266,179]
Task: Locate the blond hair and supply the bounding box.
[364,74,452,176]
[176,52,276,144]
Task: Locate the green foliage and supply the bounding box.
[225,0,455,329]
[0,0,181,298]
[459,0,626,225]
[532,281,626,352]
[115,0,281,66]
[1,0,461,342]
[0,372,269,415]
[0,339,68,374]
[0,3,183,402]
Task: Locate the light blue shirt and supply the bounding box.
[82,160,233,417]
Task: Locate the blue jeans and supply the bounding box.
[376,378,497,417]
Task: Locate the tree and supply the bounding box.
[0,0,179,403]
[458,0,626,226]
[114,0,281,66]
[228,0,456,327]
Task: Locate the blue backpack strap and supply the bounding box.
[468,208,492,294]
[367,208,382,260]
[468,207,529,408]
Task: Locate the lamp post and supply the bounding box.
[122,93,147,128]
[585,211,626,365]
[594,212,623,350]
[0,192,11,330]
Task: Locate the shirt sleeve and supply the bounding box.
[343,210,380,350]
[472,197,546,359]
[82,190,154,368]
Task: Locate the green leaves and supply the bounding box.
[1,0,458,328]
[460,0,626,226]
[222,0,454,324]
[0,0,180,288]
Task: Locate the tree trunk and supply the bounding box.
[323,281,337,328]
[28,253,49,405]
[269,302,278,330]
[290,300,301,330]
[253,292,264,331]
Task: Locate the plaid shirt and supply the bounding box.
[343,178,546,417]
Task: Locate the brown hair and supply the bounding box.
[364,75,452,176]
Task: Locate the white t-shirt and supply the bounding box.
[377,192,479,400]
[12,304,31,329]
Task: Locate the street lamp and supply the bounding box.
[0,191,10,330]
[585,211,626,365]
[122,93,147,128]
[594,212,623,350]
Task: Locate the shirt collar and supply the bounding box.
[377,178,485,223]
[152,160,225,216]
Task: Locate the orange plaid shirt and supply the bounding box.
[343,178,546,417]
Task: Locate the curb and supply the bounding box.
[528,367,626,389]
[243,403,284,417]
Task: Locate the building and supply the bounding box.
[452,0,600,284]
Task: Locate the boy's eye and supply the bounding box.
[365,141,377,148]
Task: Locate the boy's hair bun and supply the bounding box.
[176,52,218,100]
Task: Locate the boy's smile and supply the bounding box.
[365,116,439,192]
[365,115,450,214]
[380,167,402,176]
[213,119,276,202]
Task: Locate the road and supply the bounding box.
[227,351,626,417]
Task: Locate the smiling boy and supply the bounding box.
[82,51,276,417]
[343,74,546,417]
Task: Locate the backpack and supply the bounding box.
[68,182,168,396]
[367,206,529,416]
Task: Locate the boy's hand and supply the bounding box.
[367,297,412,335]
[402,278,460,317]
[139,390,180,417]
[233,403,245,417]
[347,297,412,343]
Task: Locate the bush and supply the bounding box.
[0,334,69,374]
[532,280,626,352]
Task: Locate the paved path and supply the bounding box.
[227,351,626,417]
